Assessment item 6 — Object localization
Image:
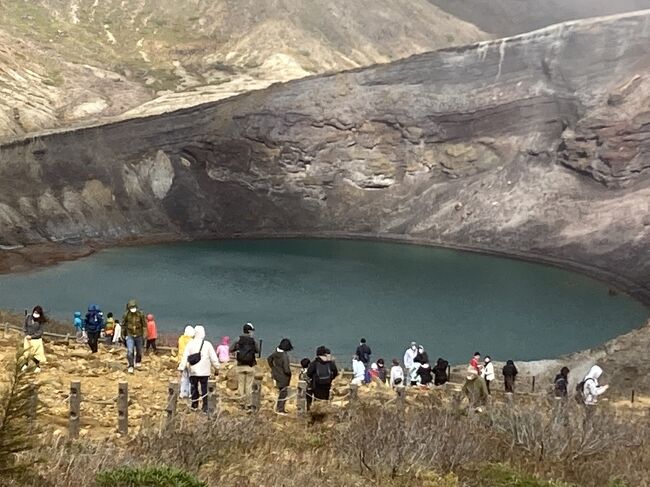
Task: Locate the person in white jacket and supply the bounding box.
[583,365,609,406]
[390,358,405,388]
[482,356,495,395]
[403,342,418,386]
[178,325,220,412]
[351,355,366,385]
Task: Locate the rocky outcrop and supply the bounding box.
[1,11,649,303]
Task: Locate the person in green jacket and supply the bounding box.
[121,299,147,373]
[267,338,293,414]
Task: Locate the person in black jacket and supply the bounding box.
[502,360,518,393]
[416,362,433,386]
[23,305,47,372]
[414,345,429,366]
[554,366,570,399]
[229,322,261,409]
[355,338,371,367]
[433,357,449,386]
[267,338,293,414]
[307,346,339,401]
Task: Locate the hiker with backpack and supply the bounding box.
[578,365,609,408]
[433,357,449,386]
[554,367,570,399]
[355,338,372,368]
[267,338,294,415]
[502,359,518,393]
[307,346,339,401]
[177,325,220,413]
[84,304,104,353]
[122,299,148,374]
[229,322,260,410]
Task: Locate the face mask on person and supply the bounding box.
[129,307,137,313]
[32,312,40,319]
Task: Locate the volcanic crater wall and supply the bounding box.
[1,11,649,301]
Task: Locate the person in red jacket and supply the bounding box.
[146,314,158,353]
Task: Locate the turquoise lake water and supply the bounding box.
[0,239,646,365]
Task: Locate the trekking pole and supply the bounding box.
[258,339,263,358]
[631,389,635,404]
[531,376,536,393]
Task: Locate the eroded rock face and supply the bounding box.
[0,11,649,302]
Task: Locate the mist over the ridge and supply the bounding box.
[429,0,650,36]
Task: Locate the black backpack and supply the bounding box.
[236,335,257,366]
[315,361,332,386]
[574,377,593,404]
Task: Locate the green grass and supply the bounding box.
[96,466,206,487]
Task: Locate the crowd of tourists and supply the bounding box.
[20,302,610,415]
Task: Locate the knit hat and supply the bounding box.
[243,322,255,333]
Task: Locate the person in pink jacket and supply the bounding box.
[146,314,158,353]
[216,336,230,363]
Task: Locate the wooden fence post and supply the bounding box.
[349,383,359,401]
[531,376,536,393]
[396,384,406,405]
[631,389,635,404]
[207,380,217,416]
[251,374,263,412]
[165,381,179,428]
[69,381,80,439]
[117,382,128,435]
[65,333,70,346]
[297,380,307,415]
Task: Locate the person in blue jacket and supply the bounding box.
[73,311,83,341]
[84,304,104,353]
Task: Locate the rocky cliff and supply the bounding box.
[1,11,649,303]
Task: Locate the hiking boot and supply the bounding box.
[34,367,41,373]
[21,365,28,372]
[135,362,142,368]
[128,367,134,374]
[275,410,288,416]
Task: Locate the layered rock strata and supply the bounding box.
[0,11,649,303]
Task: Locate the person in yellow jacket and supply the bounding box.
[178,325,195,398]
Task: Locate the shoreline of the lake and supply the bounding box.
[2,231,649,307]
